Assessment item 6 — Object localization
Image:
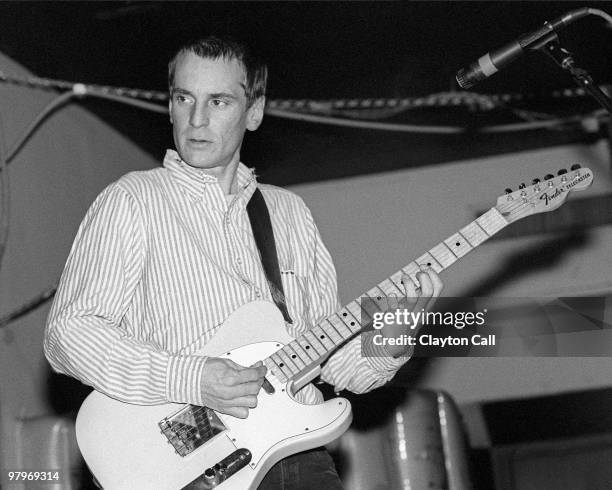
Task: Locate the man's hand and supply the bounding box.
[381,265,444,357]
[200,358,267,418]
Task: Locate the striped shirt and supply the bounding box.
[44,149,405,406]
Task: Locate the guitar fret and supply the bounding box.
[443,232,473,258]
[296,336,320,362]
[429,243,458,269]
[363,290,391,315]
[328,314,353,337]
[346,301,370,325]
[459,221,489,247]
[276,349,299,374]
[263,357,280,378]
[270,353,294,378]
[415,252,443,273]
[360,295,385,322]
[364,284,385,300]
[321,320,344,344]
[288,340,311,365]
[477,208,507,235]
[379,278,404,296]
[325,318,349,340]
[377,282,398,300]
[283,344,307,370]
[303,330,327,356]
[401,262,422,287]
[338,310,361,333]
[389,271,407,291]
[311,325,336,350]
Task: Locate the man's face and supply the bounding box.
[169,52,263,171]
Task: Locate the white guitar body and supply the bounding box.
[76,301,352,489]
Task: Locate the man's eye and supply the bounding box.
[211,99,228,107]
[174,95,192,104]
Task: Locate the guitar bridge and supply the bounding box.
[159,405,226,457]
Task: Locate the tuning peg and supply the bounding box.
[544,174,554,180]
[557,168,567,175]
[504,188,513,194]
[570,164,581,171]
[532,178,541,184]
[518,183,526,189]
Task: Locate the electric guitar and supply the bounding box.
[75,167,593,489]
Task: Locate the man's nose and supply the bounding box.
[189,103,210,128]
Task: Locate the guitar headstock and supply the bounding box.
[496,165,593,224]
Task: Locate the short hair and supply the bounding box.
[168,36,268,107]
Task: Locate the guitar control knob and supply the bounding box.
[544,174,554,180]
[532,178,541,184]
[518,183,526,189]
[570,164,581,170]
[504,188,513,194]
[557,168,567,175]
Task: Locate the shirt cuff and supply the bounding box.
[361,330,411,374]
[166,354,209,405]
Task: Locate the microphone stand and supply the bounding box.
[535,32,612,114]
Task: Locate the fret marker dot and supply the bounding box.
[320,335,325,339]
[279,363,284,367]
[291,354,296,359]
[343,312,348,316]
[305,345,310,349]
[350,322,355,326]
[456,242,461,247]
[427,262,432,266]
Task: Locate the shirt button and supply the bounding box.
[255,290,262,298]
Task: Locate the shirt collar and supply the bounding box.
[162,149,257,201]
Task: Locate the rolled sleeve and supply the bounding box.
[166,355,209,405]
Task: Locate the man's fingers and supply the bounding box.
[223,406,250,419]
[224,364,266,386]
[224,395,259,409]
[419,266,443,310]
[401,274,419,301]
[217,379,263,400]
[235,365,267,383]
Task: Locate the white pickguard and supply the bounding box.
[75,301,352,489]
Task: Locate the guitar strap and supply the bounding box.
[246,188,293,324]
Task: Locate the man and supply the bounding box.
[45,36,442,488]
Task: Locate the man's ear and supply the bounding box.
[246,96,265,131]
[168,98,174,125]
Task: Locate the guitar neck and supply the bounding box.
[264,207,510,383]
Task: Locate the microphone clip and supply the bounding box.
[534,34,612,114]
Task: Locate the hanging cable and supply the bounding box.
[0,113,9,271]
[0,286,57,329]
[265,107,608,134]
[71,84,168,114]
[6,90,77,165]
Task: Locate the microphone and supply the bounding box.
[456,8,591,89]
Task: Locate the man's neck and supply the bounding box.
[200,159,240,195]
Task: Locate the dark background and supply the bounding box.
[1,1,611,184]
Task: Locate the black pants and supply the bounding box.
[257,448,344,490]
